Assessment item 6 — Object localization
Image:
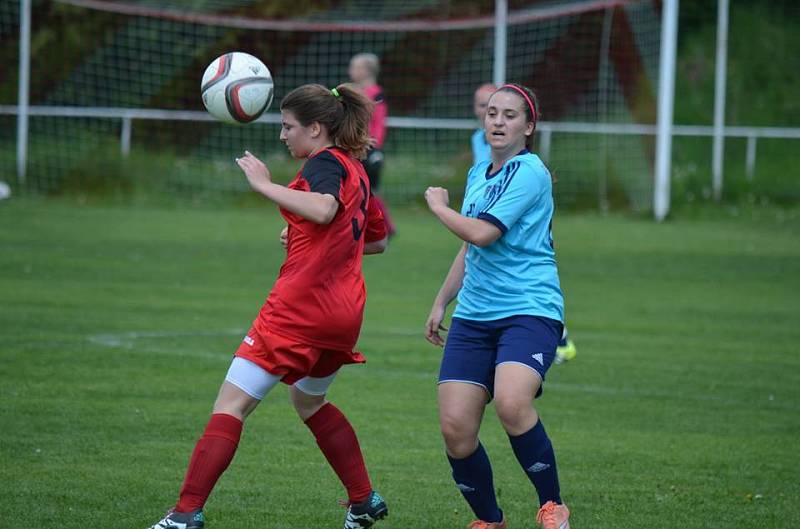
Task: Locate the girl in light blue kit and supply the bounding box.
[424,83,570,529]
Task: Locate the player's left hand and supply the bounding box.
[424,186,449,211]
[236,151,272,194]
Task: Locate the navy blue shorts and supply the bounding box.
[438,315,563,398]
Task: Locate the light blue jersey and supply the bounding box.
[454,150,564,323]
[471,128,491,165]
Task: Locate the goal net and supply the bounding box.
[0,0,661,211]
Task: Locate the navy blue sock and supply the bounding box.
[508,420,562,505]
[447,443,503,523]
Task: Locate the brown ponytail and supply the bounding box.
[280,83,374,159]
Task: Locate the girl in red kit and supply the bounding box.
[348,52,396,237]
[146,83,389,529]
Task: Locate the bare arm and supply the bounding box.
[425,243,467,346]
[237,151,339,225]
[424,187,502,247]
[260,183,338,225]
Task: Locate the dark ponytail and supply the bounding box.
[280,83,373,159]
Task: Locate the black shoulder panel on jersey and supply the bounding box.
[302,150,345,199]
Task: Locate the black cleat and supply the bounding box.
[343,491,388,529]
[146,508,204,529]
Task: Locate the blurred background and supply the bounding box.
[1,0,797,212]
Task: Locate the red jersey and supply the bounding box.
[258,147,387,351]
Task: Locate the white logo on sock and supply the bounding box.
[456,482,476,493]
[243,335,254,346]
[527,462,550,473]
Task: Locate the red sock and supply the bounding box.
[175,413,243,512]
[305,403,372,503]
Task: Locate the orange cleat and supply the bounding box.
[467,517,507,529]
[536,501,570,529]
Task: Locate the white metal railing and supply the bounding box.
[2,104,799,183]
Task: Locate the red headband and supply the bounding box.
[500,84,537,124]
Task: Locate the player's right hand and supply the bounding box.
[236,150,272,195]
[279,226,288,250]
[424,186,450,212]
[425,304,448,347]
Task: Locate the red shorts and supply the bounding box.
[234,319,366,385]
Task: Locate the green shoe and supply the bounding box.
[555,339,577,364]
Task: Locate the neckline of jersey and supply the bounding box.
[308,145,339,159]
[485,149,529,179]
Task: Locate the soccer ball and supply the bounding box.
[201,52,274,124]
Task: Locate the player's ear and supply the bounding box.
[309,121,321,138]
[526,121,534,137]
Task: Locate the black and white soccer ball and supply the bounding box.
[201,52,274,124]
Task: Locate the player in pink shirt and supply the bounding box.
[349,53,396,236]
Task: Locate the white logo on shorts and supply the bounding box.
[243,335,255,346]
[531,353,544,365]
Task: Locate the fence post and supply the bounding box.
[493,0,507,86]
[597,7,614,213]
[538,127,552,164]
[654,0,679,221]
[121,117,132,157]
[17,0,32,186]
[745,135,757,181]
[712,0,730,201]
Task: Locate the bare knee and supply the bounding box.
[440,411,480,458]
[290,386,326,421]
[494,394,538,436]
[437,383,486,458]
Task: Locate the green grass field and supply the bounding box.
[1,200,799,528]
